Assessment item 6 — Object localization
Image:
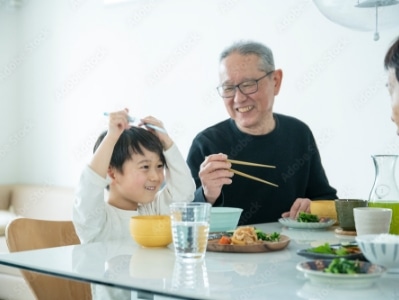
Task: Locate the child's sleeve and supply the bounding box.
[73,166,109,243]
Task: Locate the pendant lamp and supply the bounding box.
[313,0,399,41]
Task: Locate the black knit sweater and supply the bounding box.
[187,113,338,225]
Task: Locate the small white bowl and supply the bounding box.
[209,207,243,232]
[356,234,399,270]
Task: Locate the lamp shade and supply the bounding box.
[313,0,399,40]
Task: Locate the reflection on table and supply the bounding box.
[0,222,397,299]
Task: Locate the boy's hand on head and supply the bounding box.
[107,109,131,139]
[140,116,173,150]
[90,108,131,179]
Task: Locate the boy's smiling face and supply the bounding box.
[108,148,165,209]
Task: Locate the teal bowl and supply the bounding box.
[209,207,243,232]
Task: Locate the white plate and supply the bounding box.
[278,218,335,229]
[296,260,386,288]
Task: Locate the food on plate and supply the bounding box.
[217,226,281,245]
[255,230,280,242]
[296,212,332,223]
[231,226,258,245]
[297,212,320,222]
[218,235,232,245]
[324,258,361,274]
[307,242,361,256]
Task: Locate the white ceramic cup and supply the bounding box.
[353,207,392,236]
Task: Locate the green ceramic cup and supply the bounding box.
[334,199,368,231]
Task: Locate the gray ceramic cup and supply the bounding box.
[334,199,368,231]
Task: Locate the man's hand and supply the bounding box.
[199,153,234,204]
[281,198,311,219]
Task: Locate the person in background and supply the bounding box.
[73,108,195,299]
[385,36,399,133]
[187,41,337,225]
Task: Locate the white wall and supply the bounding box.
[0,0,398,200]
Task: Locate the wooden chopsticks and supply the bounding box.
[229,169,279,187]
[227,159,278,187]
[227,159,275,168]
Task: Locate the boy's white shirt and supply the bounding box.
[72,143,195,300]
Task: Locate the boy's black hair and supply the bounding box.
[93,127,166,173]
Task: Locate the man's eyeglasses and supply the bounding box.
[216,70,274,98]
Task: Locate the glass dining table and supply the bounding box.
[0,222,397,300]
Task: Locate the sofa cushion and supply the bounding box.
[0,235,9,254]
[0,184,75,300]
[0,185,13,211]
[11,185,74,221]
[0,210,17,236]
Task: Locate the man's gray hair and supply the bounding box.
[219,41,275,73]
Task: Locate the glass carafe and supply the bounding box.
[368,154,399,234]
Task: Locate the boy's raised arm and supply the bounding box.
[90,109,130,178]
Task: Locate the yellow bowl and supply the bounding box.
[129,215,172,247]
[310,200,338,223]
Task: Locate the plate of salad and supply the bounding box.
[296,258,386,288]
[296,242,365,260]
[278,212,336,229]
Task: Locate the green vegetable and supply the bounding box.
[335,247,349,256]
[297,212,319,223]
[308,243,335,254]
[255,229,280,242]
[307,242,350,255]
[324,258,360,274]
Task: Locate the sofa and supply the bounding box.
[0,184,75,300]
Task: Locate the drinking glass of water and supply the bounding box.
[169,202,211,263]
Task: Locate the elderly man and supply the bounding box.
[187,40,337,225]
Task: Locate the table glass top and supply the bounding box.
[0,222,398,299]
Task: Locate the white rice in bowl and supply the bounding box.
[372,234,399,243]
[356,233,399,269]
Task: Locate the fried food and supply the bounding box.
[231,226,258,245]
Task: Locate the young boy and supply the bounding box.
[72,108,195,299]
